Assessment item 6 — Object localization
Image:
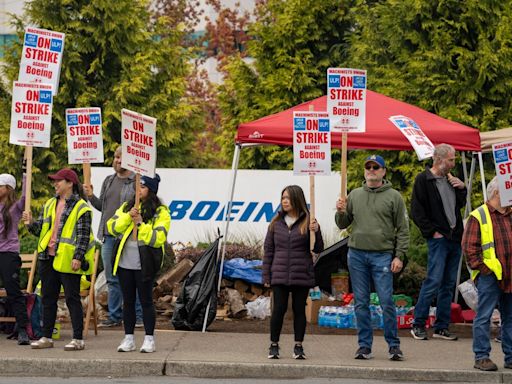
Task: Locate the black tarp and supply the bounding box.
[171,237,220,331]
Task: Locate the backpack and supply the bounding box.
[2,293,43,340]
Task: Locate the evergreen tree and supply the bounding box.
[0,0,198,203]
[217,0,355,169]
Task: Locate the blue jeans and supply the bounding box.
[348,248,399,349]
[473,273,512,362]
[413,237,460,330]
[102,236,142,322]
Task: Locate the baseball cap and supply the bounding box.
[364,155,386,168]
[0,174,16,189]
[48,168,80,185]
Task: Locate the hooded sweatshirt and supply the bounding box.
[335,179,409,259]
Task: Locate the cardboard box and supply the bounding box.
[306,297,342,324]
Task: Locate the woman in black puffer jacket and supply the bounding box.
[263,185,323,360]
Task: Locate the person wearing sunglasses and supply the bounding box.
[335,154,409,362]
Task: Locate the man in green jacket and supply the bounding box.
[335,154,409,361]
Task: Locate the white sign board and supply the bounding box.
[90,168,342,246]
[389,115,435,160]
[18,27,65,95]
[121,109,157,176]
[293,111,331,175]
[327,67,366,132]
[66,108,104,164]
[492,141,512,207]
[10,81,53,147]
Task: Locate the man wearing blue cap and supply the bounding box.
[335,154,409,361]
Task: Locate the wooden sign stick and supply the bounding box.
[341,132,348,198]
[132,173,141,240]
[24,145,33,224]
[83,163,91,190]
[308,104,316,253]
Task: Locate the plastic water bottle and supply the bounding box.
[318,306,326,327]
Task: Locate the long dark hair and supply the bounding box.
[269,185,309,235]
[124,190,162,223]
[73,182,87,201]
[1,186,16,238]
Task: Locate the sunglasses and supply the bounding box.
[365,165,381,171]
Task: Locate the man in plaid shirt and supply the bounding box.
[463,176,512,372]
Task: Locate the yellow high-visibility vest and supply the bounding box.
[470,204,502,280]
[37,197,95,275]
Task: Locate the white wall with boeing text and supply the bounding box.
[90,168,342,246]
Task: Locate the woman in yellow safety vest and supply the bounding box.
[107,174,170,353]
[22,168,94,351]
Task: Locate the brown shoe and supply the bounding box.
[474,358,498,371]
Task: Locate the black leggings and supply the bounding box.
[0,252,28,329]
[117,267,155,335]
[270,285,309,343]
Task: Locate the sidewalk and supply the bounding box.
[0,327,511,382]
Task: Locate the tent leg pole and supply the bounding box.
[217,144,242,292]
[201,296,212,333]
[464,153,477,219]
[478,151,487,202]
[461,152,468,187]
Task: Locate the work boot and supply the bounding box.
[474,358,498,371]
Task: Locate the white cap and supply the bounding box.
[0,174,16,189]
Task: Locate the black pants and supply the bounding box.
[0,252,28,328]
[39,258,83,339]
[270,285,309,343]
[118,267,155,335]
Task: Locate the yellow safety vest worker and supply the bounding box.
[37,197,95,275]
[469,204,502,281]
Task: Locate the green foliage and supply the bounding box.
[0,0,201,210]
[217,0,355,168]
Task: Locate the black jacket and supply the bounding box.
[411,167,466,241]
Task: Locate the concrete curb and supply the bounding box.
[165,360,510,383]
[0,357,164,377]
[2,356,512,382]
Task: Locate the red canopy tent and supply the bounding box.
[236,91,481,151]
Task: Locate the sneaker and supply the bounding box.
[31,337,54,349]
[135,319,144,328]
[474,358,498,371]
[355,346,372,360]
[17,329,30,346]
[411,326,428,340]
[293,344,306,360]
[389,346,404,361]
[433,329,458,341]
[268,343,279,359]
[64,339,85,351]
[117,335,136,352]
[140,335,156,353]
[98,319,122,328]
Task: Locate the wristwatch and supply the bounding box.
[136,222,142,227]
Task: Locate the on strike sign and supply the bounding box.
[389,115,435,160]
[66,108,104,164]
[121,109,157,176]
[327,68,366,132]
[492,141,512,207]
[293,111,331,176]
[10,82,53,148]
[19,27,65,95]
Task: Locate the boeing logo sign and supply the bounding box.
[169,200,279,222]
[91,167,340,245]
